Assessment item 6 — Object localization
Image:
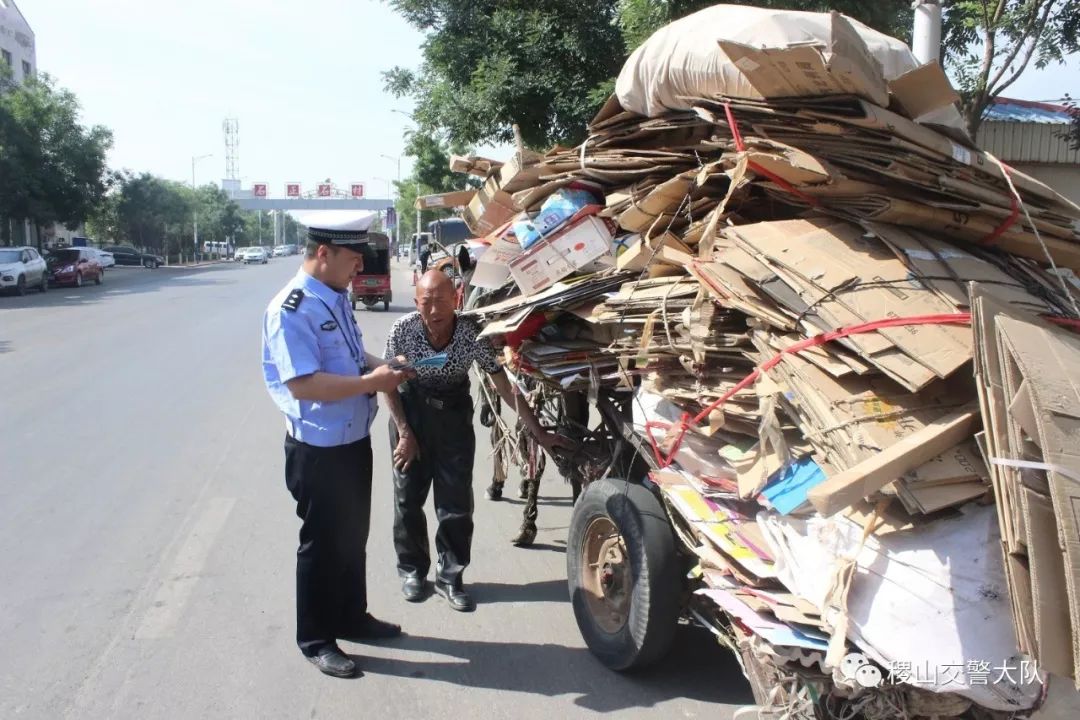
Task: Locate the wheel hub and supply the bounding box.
[581,517,631,634]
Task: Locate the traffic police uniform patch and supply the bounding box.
[282,288,304,311]
[320,320,338,331]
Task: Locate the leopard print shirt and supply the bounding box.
[384,311,500,395]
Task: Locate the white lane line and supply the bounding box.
[133,497,236,640]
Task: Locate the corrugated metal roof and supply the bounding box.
[983,98,1074,124]
[977,122,1080,164]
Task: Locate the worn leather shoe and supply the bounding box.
[435,580,476,612]
[402,575,425,602]
[339,613,401,642]
[306,645,356,678]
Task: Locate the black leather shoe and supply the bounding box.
[435,580,476,612]
[485,483,503,501]
[306,646,356,678]
[402,575,425,602]
[339,613,401,642]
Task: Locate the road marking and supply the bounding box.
[133,497,236,640]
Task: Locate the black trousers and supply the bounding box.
[391,391,476,587]
[284,434,372,657]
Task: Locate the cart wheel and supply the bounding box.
[568,477,680,671]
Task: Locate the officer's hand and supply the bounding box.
[366,364,413,393]
[394,430,420,472]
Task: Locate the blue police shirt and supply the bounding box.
[262,269,376,447]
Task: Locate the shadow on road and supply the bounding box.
[354,623,754,711]
[471,578,568,605]
[0,339,11,354]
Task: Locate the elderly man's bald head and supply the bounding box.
[416,269,454,297]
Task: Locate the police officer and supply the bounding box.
[384,270,572,612]
[262,216,412,678]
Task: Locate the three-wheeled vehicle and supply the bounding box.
[348,231,392,311]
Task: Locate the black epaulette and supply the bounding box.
[281,289,304,311]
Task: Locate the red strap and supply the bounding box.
[644,313,973,469]
[723,102,746,152]
[980,163,1020,245]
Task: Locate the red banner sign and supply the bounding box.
[317,183,332,197]
[252,183,268,198]
[285,183,300,197]
[350,183,365,198]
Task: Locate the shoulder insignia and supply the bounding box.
[281,289,304,311]
[320,320,338,331]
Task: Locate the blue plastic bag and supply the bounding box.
[515,189,599,250]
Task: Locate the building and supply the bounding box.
[1,0,38,247]
[0,0,34,83]
[977,97,1080,206]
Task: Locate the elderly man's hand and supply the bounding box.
[393,429,420,472]
[535,430,577,456]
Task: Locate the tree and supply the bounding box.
[0,73,112,246]
[390,131,466,240]
[943,0,1080,137]
[384,1,914,149]
[384,0,626,148]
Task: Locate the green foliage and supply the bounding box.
[943,0,1080,135]
[384,0,626,148]
[0,73,113,244]
[87,171,246,257]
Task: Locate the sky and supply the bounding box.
[21,0,430,203]
[16,0,1080,205]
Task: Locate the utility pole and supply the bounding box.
[912,1,942,64]
[191,153,212,263]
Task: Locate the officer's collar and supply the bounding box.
[296,269,347,307]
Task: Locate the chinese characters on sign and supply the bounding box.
[350,183,365,198]
[252,183,268,198]
[885,659,1042,687]
[286,183,300,198]
[317,183,332,197]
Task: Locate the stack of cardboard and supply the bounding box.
[459,8,1080,716]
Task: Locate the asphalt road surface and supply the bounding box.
[0,258,750,719]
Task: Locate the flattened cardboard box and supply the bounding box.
[508,214,615,296]
[415,190,476,210]
[717,12,888,108]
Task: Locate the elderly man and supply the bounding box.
[263,218,412,678]
[384,270,568,611]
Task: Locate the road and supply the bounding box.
[0,259,749,719]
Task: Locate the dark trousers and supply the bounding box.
[391,391,476,587]
[284,434,372,657]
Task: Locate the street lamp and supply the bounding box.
[390,109,424,259]
[191,153,213,263]
[380,153,402,258]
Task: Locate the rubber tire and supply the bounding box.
[15,275,26,296]
[40,274,48,292]
[94,269,103,285]
[383,300,390,311]
[567,477,681,671]
[75,273,83,288]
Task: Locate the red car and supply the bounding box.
[46,248,104,287]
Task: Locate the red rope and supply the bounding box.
[644,313,973,469]
[723,102,746,153]
[980,163,1020,245]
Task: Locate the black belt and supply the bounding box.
[404,389,470,412]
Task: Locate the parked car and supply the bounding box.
[46,247,104,287]
[102,245,163,268]
[87,247,116,268]
[272,244,297,257]
[0,246,49,295]
[238,247,269,264]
